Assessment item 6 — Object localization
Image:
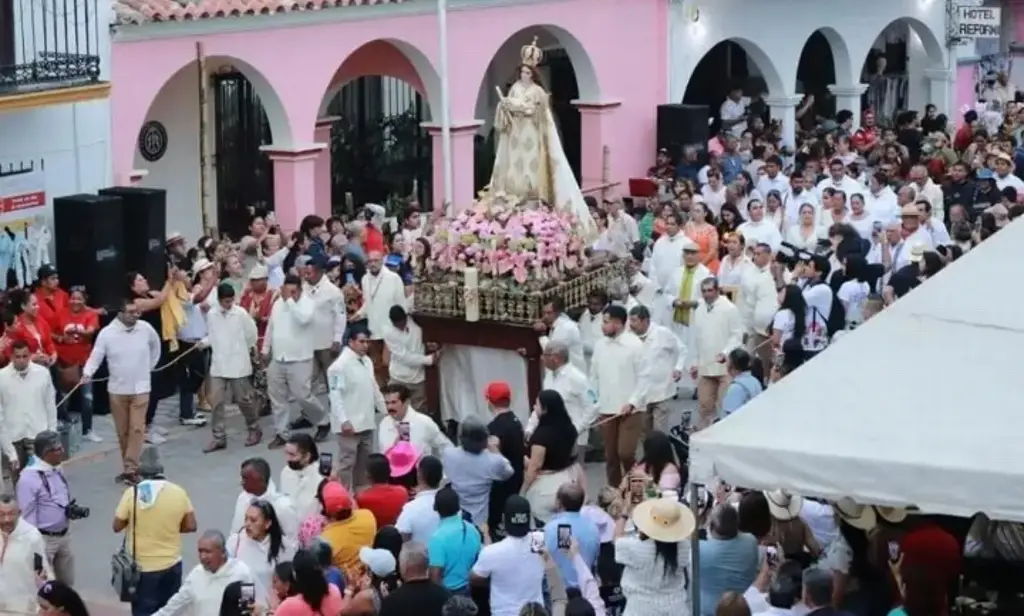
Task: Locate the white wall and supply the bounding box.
[0,0,113,271]
[668,0,948,104]
[132,64,219,243]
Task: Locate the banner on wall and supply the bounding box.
[0,171,46,218]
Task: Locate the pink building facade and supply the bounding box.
[954,0,1023,122]
[110,0,667,238]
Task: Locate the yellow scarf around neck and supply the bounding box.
[673,266,697,325]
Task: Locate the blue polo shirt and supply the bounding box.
[544,511,600,588]
[427,514,482,591]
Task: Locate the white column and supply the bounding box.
[924,68,954,114]
[668,0,682,101]
[765,96,802,150]
[827,84,868,129]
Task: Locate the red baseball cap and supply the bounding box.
[322,481,352,515]
[484,381,511,405]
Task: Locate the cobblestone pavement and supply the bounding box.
[66,394,696,614]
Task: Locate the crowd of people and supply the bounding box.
[1,73,1023,616]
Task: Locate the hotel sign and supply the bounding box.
[956,6,1001,39]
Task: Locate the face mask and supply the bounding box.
[286,460,304,471]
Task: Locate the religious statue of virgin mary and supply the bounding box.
[488,37,596,237]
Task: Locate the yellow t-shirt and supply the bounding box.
[321,509,377,572]
[115,481,194,573]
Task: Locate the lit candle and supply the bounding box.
[464,266,480,322]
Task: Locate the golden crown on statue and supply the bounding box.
[520,36,543,68]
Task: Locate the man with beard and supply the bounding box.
[279,433,326,522]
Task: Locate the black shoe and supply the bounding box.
[289,417,314,430]
[267,436,287,450]
[314,426,330,442]
[180,416,208,427]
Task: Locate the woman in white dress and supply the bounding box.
[489,38,595,237]
[784,203,824,252]
[227,500,295,606]
[614,498,694,616]
[847,193,878,241]
[717,232,753,288]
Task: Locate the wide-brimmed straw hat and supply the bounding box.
[834,498,877,531]
[764,490,804,521]
[190,258,214,278]
[875,506,908,524]
[631,498,696,543]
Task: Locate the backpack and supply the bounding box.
[808,281,844,339]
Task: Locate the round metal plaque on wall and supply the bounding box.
[138,121,168,163]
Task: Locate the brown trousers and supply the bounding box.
[2,438,34,486]
[110,393,149,473]
[600,412,647,487]
[696,375,730,430]
[208,376,260,441]
[368,340,390,386]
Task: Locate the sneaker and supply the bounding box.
[83,431,103,443]
[145,431,166,445]
[151,425,169,436]
[289,417,314,430]
[180,417,208,427]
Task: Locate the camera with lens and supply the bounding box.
[775,242,810,268]
[65,499,90,520]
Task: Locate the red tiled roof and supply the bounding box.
[112,0,404,25]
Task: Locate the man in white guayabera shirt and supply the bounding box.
[83,297,161,484]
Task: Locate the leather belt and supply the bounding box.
[38,528,68,537]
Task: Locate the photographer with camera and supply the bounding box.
[15,430,85,585]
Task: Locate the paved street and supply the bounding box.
[64,394,695,613]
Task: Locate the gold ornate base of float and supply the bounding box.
[414,261,626,325]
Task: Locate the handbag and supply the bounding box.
[111,484,141,602]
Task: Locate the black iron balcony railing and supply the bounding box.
[0,0,102,95]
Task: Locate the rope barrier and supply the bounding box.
[585,336,775,431]
[55,343,204,409]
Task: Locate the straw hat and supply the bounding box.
[190,258,214,278]
[908,243,926,263]
[875,506,908,524]
[834,498,877,531]
[248,264,269,280]
[899,204,920,217]
[631,498,696,543]
[764,490,804,521]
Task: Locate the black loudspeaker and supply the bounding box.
[98,187,167,288]
[53,193,125,312]
[657,104,711,159]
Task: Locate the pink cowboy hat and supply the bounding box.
[385,441,420,477]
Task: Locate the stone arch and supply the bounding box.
[806,27,855,88]
[317,38,440,120]
[139,54,292,147]
[683,37,786,103]
[862,16,946,72]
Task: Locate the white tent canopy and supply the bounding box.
[690,219,1024,522]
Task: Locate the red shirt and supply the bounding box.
[34,288,69,334]
[891,523,961,605]
[55,307,100,366]
[954,125,974,152]
[363,224,385,254]
[5,315,56,359]
[355,484,409,528]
